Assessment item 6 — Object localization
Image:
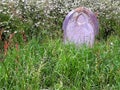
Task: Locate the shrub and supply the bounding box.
[0,0,120,42]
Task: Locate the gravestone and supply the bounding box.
[62,7,99,47]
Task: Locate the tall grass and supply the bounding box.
[0,35,120,90]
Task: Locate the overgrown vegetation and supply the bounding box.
[0,0,120,90]
[0,37,120,90]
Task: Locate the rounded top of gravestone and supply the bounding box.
[62,7,99,36]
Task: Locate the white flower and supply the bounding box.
[14,31,17,34]
[110,42,113,46]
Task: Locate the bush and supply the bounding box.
[0,0,119,42]
[0,1,64,42]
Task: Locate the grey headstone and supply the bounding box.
[62,7,99,47]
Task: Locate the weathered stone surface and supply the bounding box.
[62,7,99,47]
